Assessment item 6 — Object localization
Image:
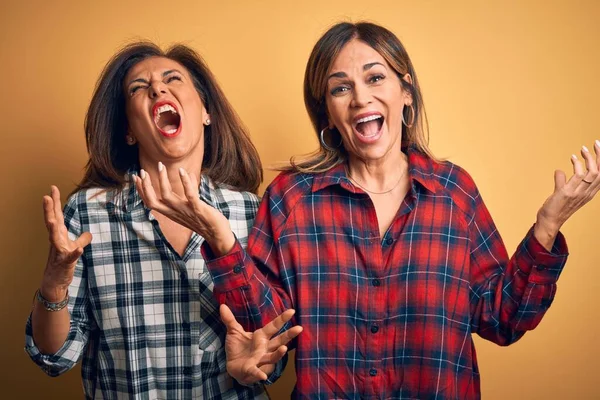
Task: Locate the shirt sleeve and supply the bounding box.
[202,187,294,334]
[24,194,95,376]
[469,191,569,345]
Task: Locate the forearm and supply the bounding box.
[473,226,568,344]
[31,286,71,354]
[204,240,292,331]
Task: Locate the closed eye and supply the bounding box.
[130,84,148,95]
[166,75,182,83]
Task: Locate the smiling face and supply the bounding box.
[124,56,209,165]
[325,39,412,164]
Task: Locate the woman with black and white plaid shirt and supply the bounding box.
[25,42,299,399]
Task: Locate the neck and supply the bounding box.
[138,154,203,199]
[347,151,408,194]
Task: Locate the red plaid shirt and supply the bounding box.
[204,148,568,399]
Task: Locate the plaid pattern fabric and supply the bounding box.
[25,173,266,400]
[204,148,569,399]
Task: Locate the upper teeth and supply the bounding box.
[155,104,177,121]
[356,115,382,124]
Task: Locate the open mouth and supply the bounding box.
[152,102,181,137]
[354,114,383,138]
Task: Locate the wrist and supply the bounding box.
[39,281,69,303]
[533,216,560,252]
[207,232,236,257]
[35,288,69,312]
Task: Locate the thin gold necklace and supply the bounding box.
[346,167,406,195]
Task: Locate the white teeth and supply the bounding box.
[355,115,382,124]
[165,128,177,134]
[154,104,178,123]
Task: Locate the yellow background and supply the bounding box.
[1,1,598,398]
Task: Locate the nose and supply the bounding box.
[149,81,168,99]
[350,83,372,108]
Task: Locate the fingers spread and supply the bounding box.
[51,186,65,227]
[581,145,598,184]
[179,168,202,207]
[267,325,303,352]
[565,154,585,190]
[243,363,268,383]
[261,309,296,338]
[63,247,84,265]
[220,304,245,333]
[134,175,146,204]
[44,195,65,247]
[554,170,566,192]
[141,169,161,209]
[43,195,56,230]
[157,162,176,204]
[257,345,288,368]
[75,231,93,248]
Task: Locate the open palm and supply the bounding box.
[220,304,303,385]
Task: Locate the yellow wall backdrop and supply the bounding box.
[1,0,598,398]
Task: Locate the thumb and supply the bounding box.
[64,247,84,265]
[220,304,244,333]
[75,232,93,248]
[554,170,567,192]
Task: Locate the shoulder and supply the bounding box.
[264,170,314,210]
[428,159,481,215]
[211,182,261,218]
[64,187,113,215]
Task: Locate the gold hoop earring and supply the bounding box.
[401,105,415,128]
[320,127,343,152]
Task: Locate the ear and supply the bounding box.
[401,73,413,106]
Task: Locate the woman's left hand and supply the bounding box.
[219,304,303,385]
[133,163,235,256]
[534,140,600,249]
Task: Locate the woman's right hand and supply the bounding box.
[41,186,92,301]
[133,164,236,256]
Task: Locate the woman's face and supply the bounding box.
[124,56,209,165]
[325,39,411,163]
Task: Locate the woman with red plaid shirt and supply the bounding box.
[137,22,600,399]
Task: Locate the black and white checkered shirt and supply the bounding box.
[25,173,268,399]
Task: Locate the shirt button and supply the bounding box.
[385,237,394,246]
[369,368,377,376]
[183,367,192,375]
[233,266,242,274]
[372,278,381,287]
[371,324,379,333]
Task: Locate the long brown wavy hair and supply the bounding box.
[75,41,262,195]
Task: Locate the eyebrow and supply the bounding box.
[127,69,184,87]
[327,62,385,81]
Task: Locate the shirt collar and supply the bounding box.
[311,147,438,194]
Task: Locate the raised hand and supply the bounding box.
[41,186,92,301]
[133,163,235,256]
[220,304,303,385]
[535,141,600,249]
